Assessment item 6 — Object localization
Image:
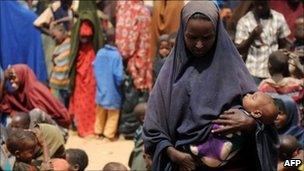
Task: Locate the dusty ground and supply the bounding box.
[65,132,134,170]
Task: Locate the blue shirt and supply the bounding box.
[93,45,124,109]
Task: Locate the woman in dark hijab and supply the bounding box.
[274,95,304,144]
[143,1,278,171]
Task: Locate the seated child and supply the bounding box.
[277,135,304,171]
[0,125,15,171]
[129,103,148,171]
[65,148,89,171]
[6,124,65,169]
[259,50,304,125]
[190,91,278,167]
[103,162,128,171]
[10,109,57,129]
[274,97,304,144]
[10,109,68,141]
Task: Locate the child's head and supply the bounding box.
[268,51,290,77]
[295,15,304,41]
[6,129,38,163]
[65,148,88,171]
[274,99,288,130]
[105,28,115,45]
[102,162,128,171]
[10,112,31,129]
[134,102,147,124]
[168,32,177,48]
[242,92,278,124]
[51,23,68,44]
[158,34,171,58]
[279,135,302,161]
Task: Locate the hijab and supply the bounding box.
[68,1,104,91]
[273,94,304,144]
[143,1,276,170]
[0,64,70,128]
[153,34,170,79]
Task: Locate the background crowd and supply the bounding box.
[0,0,303,171]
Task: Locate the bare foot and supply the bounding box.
[190,145,199,156]
[201,157,222,168]
[220,142,232,160]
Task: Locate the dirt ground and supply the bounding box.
[65,132,134,170]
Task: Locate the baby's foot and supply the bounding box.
[220,142,232,160]
[201,157,222,168]
[190,145,199,156]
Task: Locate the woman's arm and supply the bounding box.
[212,108,257,135]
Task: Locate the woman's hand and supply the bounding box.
[212,109,256,135]
[166,146,196,171]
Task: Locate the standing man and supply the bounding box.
[235,1,291,85]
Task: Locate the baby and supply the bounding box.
[190,92,278,167]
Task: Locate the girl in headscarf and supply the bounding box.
[143,1,277,171]
[68,1,104,137]
[153,34,171,80]
[0,64,70,128]
[275,96,304,144]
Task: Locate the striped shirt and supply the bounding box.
[235,10,290,78]
[50,37,71,90]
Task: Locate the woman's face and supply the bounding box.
[4,68,19,92]
[184,19,216,58]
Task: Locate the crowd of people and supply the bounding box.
[0,0,303,171]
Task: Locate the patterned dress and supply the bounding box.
[115,1,153,91]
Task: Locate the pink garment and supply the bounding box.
[115,1,153,91]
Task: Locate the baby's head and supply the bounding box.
[278,135,302,161]
[6,129,38,163]
[10,112,31,129]
[65,148,88,171]
[102,162,128,171]
[134,102,147,124]
[242,92,278,124]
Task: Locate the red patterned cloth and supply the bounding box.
[259,77,304,117]
[115,1,152,91]
[259,77,304,103]
[69,42,96,137]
